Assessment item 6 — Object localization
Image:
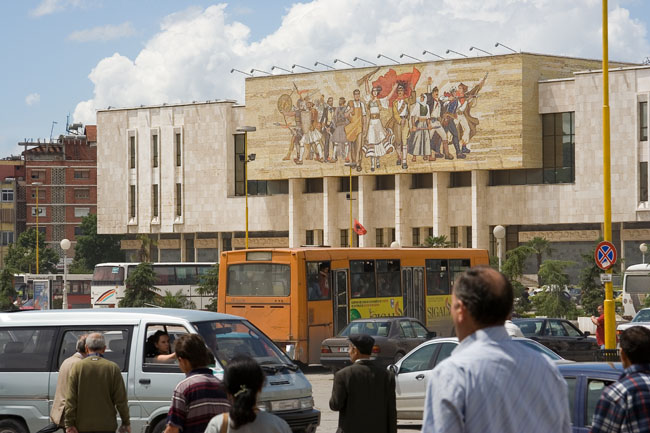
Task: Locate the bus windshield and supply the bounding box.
[625,275,650,293]
[92,266,125,286]
[632,309,650,322]
[226,263,291,296]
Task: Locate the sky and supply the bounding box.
[1,0,650,157]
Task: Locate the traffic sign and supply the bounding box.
[600,273,612,283]
[595,241,617,270]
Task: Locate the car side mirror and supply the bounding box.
[388,364,399,375]
[583,331,590,337]
[427,331,437,339]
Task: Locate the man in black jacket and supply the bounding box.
[329,334,397,433]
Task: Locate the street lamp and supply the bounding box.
[33,182,42,274]
[236,126,257,249]
[641,243,648,264]
[493,225,506,271]
[60,238,70,309]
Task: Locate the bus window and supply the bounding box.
[377,259,401,297]
[450,259,471,287]
[153,265,176,285]
[227,263,290,296]
[307,261,331,301]
[175,266,198,285]
[426,259,450,295]
[350,260,376,298]
[92,266,125,286]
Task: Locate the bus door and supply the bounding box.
[333,269,349,335]
[402,267,425,323]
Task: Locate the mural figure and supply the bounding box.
[332,97,350,161]
[344,89,367,171]
[300,99,325,162]
[320,96,335,162]
[391,83,411,169]
[408,93,434,161]
[427,84,452,160]
[276,94,303,162]
[362,80,397,172]
[455,73,488,152]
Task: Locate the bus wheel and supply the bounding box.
[393,352,405,363]
[0,419,28,433]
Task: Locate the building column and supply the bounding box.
[289,178,303,248]
[217,232,223,259]
[471,170,489,250]
[432,172,450,238]
[395,174,409,247]
[358,175,373,247]
[323,177,338,247]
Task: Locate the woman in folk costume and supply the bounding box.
[408,93,434,161]
[362,82,397,171]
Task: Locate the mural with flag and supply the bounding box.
[353,219,367,236]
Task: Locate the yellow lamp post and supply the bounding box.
[33,182,42,274]
[236,126,256,249]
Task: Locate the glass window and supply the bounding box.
[74,226,82,236]
[541,112,574,184]
[548,320,568,337]
[450,172,471,188]
[152,185,159,218]
[143,324,189,372]
[450,259,471,288]
[1,189,14,202]
[234,134,245,196]
[376,259,401,297]
[339,176,359,192]
[31,207,46,217]
[449,227,458,247]
[376,228,384,247]
[399,320,416,338]
[58,328,131,371]
[306,261,331,301]
[434,342,457,366]
[411,321,429,338]
[175,266,198,285]
[399,343,437,373]
[305,230,314,245]
[411,173,433,189]
[304,178,323,193]
[586,380,611,426]
[75,188,90,200]
[1,231,14,245]
[513,319,545,336]
[339,321,391,337]
[175,133,182,167]
[92,265,125,286]
[412,228,420,246]
[153,265,176,285]
[0,327,57,371]
[73,170,90,179]
[227,263,291,296]
[176,183,182,217]
[564,377,576,422]
[152,134,159,168]
[375,175,395,191]
[641,101,648,142]
[640,162,648,202]
[129,185,136,218]
[350,260,376,298]
[426,259,450,295]
[130,136,136,169]
[561,321,582,337]
[74,207,90,218]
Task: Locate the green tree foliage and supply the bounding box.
[579,242,605,315]
[71,214,124,273]
[132,234,156,262]
[0,268,17,311]
[424,235,452,248]
[501,245,534,282]
[525,236,553,285]
[533,260,577,318]
[196,264,219,312]
[119,262,158,307]
[158,290,196,309]
[4,228,59,273]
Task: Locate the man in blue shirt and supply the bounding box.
[591,326,650,433]
[422,267,570,433]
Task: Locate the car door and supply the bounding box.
[396,320,419,357]
[540,320,568,357]
[560,321,597,362]
[409,320,430,349]
[395,342,439,415]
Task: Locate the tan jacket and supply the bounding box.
[50,352,84,426]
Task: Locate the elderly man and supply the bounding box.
[422,267,570,433]
[65,333,130,433]
[50,334,87,427]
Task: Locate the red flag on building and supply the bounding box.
[353,219,367,236]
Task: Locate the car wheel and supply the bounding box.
[149,417,167,433]
[0,419,28,433]
[394,352,405,363]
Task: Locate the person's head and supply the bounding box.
[224,356,265,429]
[432,87,439,99]
[149,330,171,354]
[348,334,374,362]
[619,326,650,368]
[597,304,604,315]
[339,97,346,107]
[85,333,106,353]
[451,266,513,341]
[397,83,405,98]
[372,86,381,97]
[174,334,212,373]
[327,97,333,106]
[353,89,360,100]
[419,93,426,102]
[76,334,88,355]
[319,263,329,273]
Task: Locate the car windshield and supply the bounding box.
[513,319,544,337]
[632,309,650,322]
[192,320,293,369]
[338,321,391,337]
[513,338,562,360]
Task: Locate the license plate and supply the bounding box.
[338,346,349,352]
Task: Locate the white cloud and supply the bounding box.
[68,22,135,42]
[73,0,650,124]
[25,93,41,106]
[31,0,91,17]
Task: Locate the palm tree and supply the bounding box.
[424,235,452,248]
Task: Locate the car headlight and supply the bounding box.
[268,396,314,412]
[284,343,296,359]
[257,401,271,411]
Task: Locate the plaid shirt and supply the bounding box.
[591,364,650,433]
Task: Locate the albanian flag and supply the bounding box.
[353,219,367,236]
[372,67,421,106]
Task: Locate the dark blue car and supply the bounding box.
[558,362,624,433]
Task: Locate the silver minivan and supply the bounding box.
[0,309,320,433]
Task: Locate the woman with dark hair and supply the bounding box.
[146,330,176,363]
[204,356,291,433]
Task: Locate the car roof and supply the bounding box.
[0,308,242,326]
[557,362,624,377]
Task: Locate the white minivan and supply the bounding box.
[0,309,320,433]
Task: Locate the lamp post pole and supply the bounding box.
[493,225,506,272]
[60,239,70,309]
[236,127,256,249]
[641,243,648,264]
[33,182,42,274]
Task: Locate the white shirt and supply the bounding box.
[504,320,524,337]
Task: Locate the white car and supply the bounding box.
[617,307,650,335]
[388,336,570,420]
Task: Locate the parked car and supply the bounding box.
[513,318,599,361]
[319,317,435,372]
[558,362,624,432]
[388,336,570,420]
[616,307,650,335]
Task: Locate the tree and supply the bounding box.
[196,264,219,312]
[4,228,60,273]
[424,235,452,248]
[158,290,196,309]
[501,245,534,282]
[71,214,125,273]
[119,262,158,307]
[133,234,156,262]
[0,268,17,311]
[533,260,577,318]
[579,242,605,315]
[526,236,553,285]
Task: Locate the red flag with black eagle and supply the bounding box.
[353,219,367,236]
[372,67,421,106]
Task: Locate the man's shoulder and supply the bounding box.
[610,370,650,396]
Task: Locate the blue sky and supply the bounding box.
[1,0,649,157]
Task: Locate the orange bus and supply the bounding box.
[217,247,489,365]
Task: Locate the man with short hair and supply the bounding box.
[329,334,397,433]
[164,334,229,433]
[65,333,130,433]
[591,326,650,433]
[422,267,570,433]
[591,304,605,349]
[51,335,87,427]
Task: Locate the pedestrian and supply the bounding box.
[422,266,570,433]
[204,356,292,433]
[164,334,229,433]
[591,326,650,433]
[329,334,397,433]
[50,334,87,427]
[504,313,524,337]
[64,333,130,433]
[591,304,605,349]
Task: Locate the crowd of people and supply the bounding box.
[51,266,650,433]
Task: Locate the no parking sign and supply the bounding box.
[594,241,617,270]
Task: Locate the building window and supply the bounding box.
[175,133,182,167]
[73,170,90,179]
[74,207,90,218]
[306,230,314,245]
[411,174,433,189]
[31,188,46,200]
[31,207,46,217]
[74,226,82,236]
[466,226,472,248]
[38,226,46,236]
[152,134,159,168]
[542,112,575,184]
[376,228,384,247]
[176,183,182,217]
[450,172,472,188]
[412,228,420,246]
[234,134,245,196]
[1,231,14,245]
[129,185,136,218]
[152,184,159,217]
[427,227,433,239]
[1,189,13,202]
[130,136,136,169]
[74,188,89,200]
[641,162,648,202]
[340,229,349,247]
[268,180,288,195]
[391,228,395,243]
[339,176,359,192]
[304,178,323,194]
[375,175,395,191]
[31,170,44,180]
[450,226,458,247]
[641,101,648,142]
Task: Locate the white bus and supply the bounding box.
[91,262,216,309]
[622,263,650,318]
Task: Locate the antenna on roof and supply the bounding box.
[49,121,58,141]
